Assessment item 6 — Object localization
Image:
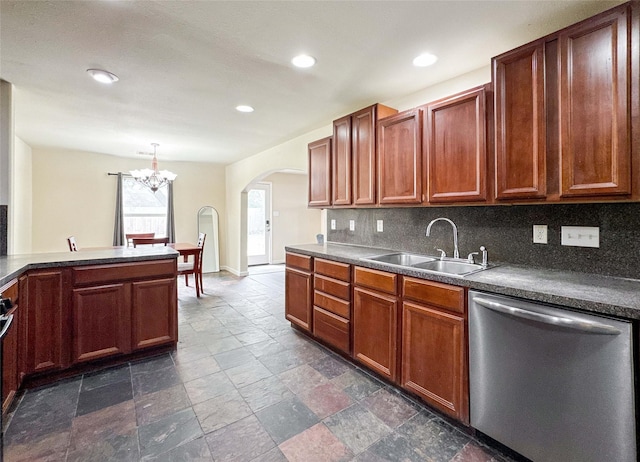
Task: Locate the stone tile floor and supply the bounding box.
[3,268,520,461]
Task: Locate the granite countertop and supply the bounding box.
[286,243,640,321]
[0,247,179,287]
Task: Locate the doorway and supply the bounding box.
[247,182,271,266]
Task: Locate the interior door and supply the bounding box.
[247,183,271,266]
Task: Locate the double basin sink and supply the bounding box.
[360,252,489,277]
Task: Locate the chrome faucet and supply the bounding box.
[426,217,459,259]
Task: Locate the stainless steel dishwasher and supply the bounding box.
[469,290,637,462]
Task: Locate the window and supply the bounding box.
[123,177,168,236]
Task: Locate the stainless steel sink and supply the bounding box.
[412,259,486,276]
[362,252,437,266]
[360,252,490,277]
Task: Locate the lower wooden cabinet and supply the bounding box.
[72,283,131,363]
[285,253,313,332]
[132,278,177,350]
[1,278,20,413]
[312,258,351,354]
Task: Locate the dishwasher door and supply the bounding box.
[469,290,637,462]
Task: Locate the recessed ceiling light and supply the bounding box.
[236,105,254,113]
[86,68,119,84]
[413,53,438,67]
[291,54,316,68]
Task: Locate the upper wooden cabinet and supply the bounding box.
[494,40,547,200]
[308,137,332,208]
[494,2,638,202]
[558,5,632,197]
[332,115,352,206]
[424,85,489,203]
[377,108,423,204]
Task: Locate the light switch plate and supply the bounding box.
[533,225,547,244]
[330,219,336,230]
[349,220,355,231]
[561,226,599,248]
[377,220,383,232]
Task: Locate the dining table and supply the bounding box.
[169,242,202,297]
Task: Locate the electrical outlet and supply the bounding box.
[533,225,548,244]
[330,219,336,230]
[376,220,384,232]
[561,226,599,248]
[349,220,355,231]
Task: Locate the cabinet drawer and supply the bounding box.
[73,259,176,286]
[313,306,350,353]
[354,267,397,295]
[402,277,465,314]
[286,253,312,272]
[314,258,351,282]
[0,279,18,305]
[314,274,350,300]
[314,290,350,319]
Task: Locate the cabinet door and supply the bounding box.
[72,283,131,363]
[494,41,547,200]
[332,115,352,205]
[377,109,423,204]
[24,270,64,374]
[1,279,19,414]
[352,106,377,205]
[308,137,332,207]
[426,86,487,203]
[131,278,177,350]
[402,301,468,424]
[558,5,631,197]
[285,267,312,332]
[353,286,398,381]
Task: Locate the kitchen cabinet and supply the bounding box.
[332,115,352,206]
[71,259,177,363]
[1,278,20,414]
[285,252,313,332]
[424,85,489,203]
[558,5,631,197]
[353,266,399,381]
[308,137,332,207]
[401,277,469,424]
[494,2,638,202]
[377,108,423,204]
[23,269,66,375]
[313,258,351,354]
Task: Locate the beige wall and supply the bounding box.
[264,172,322,263]
[31,148,227,265]
[10,137,32,254]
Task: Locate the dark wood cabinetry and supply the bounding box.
[332,115,352,206]
[353,267,398,381]
[132,278,177,350]
[24,269,65,374]
[285,253,313,332]
[308,137,332,207]
[313,258,351,354]
[401,277,469,424]
[1,279,20,413]
[425,86,489,203]
[377,109,423,204]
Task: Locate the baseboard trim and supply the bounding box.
[221,265,249,277]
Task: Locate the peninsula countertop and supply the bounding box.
[286,243,640,320]
[0,247,179,287]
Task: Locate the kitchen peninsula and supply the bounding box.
[0,246,178,413]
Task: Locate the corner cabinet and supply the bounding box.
[1,278,21,413]
[424,85,489,203]
[285,253,313,332]
[308,137,332,207]
[377,108,423,205]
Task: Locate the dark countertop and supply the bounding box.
[286,243,640,321]
[0,247,179,287]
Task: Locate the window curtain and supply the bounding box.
[113,173,125,246]
[166,180,176,243]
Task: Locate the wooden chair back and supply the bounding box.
[67,236,78,252]
[126,232,155,247]
[132,237,169,247]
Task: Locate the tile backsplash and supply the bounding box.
[326,203,640,279]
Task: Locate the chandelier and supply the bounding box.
[130,143,177,192]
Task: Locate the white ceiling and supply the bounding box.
[0,0,623,164]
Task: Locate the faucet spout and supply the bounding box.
[426,217,459,259]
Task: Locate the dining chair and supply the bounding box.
[67,236,78,251]
[132,237,169,247]
[125,232,155,247]
[178,233,206,296]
